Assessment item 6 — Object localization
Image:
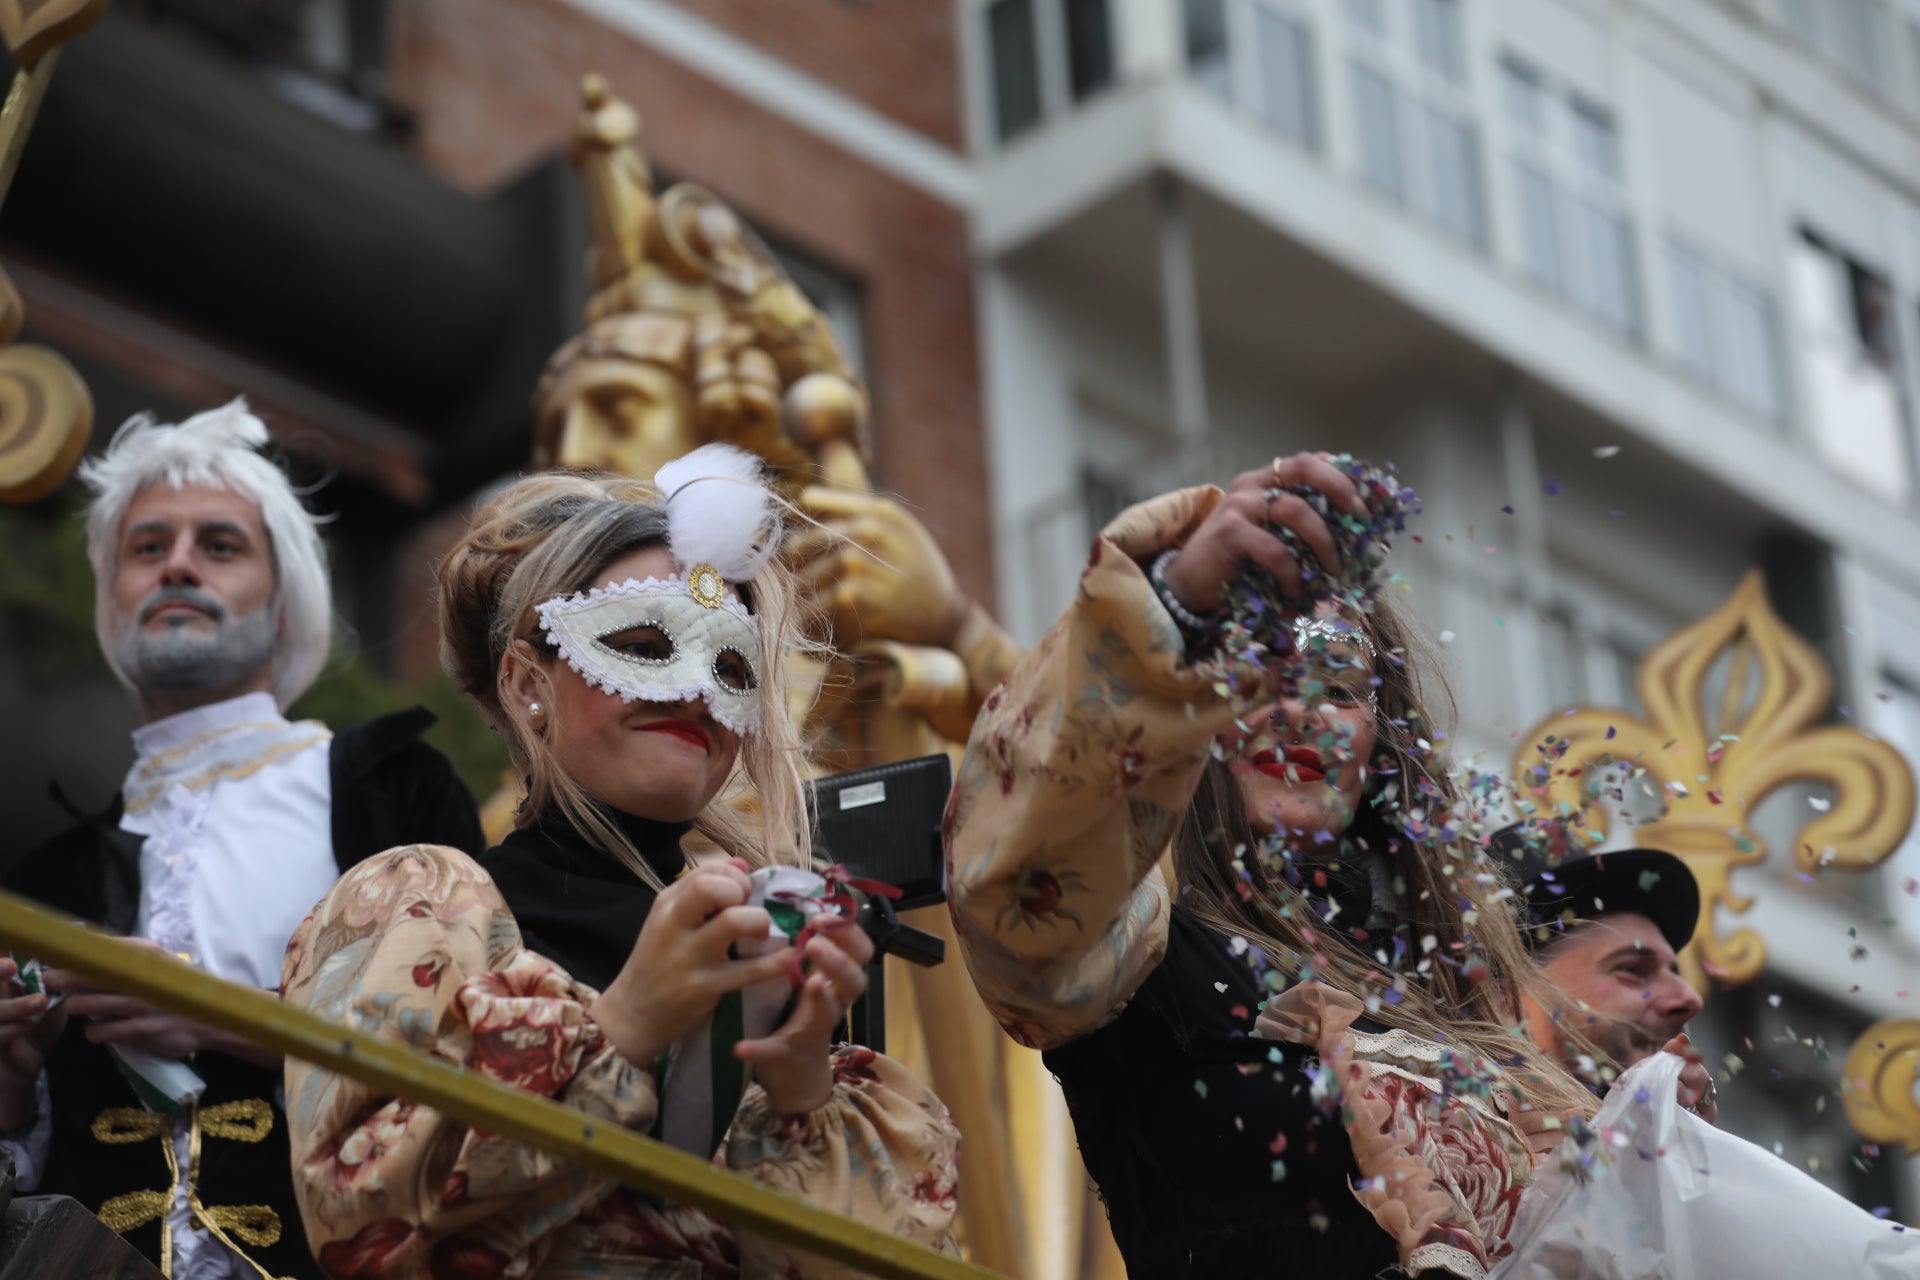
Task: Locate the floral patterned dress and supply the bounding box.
[280,842,960,1279]
[943,486,1535,1279]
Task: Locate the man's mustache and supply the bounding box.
[137,585,228,625]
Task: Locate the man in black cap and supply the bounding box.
[1494,826,1718,1122]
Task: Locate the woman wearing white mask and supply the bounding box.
[281,450,959,1278]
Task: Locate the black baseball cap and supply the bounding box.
[1489,826,1700,954]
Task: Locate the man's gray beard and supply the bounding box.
[112,604,277,696]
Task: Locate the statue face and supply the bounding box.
[536,358,699,479]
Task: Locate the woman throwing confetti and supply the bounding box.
[281,452,959,1278]
[945,455,1599,1279]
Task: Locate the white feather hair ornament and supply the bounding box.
[652,443,782,582]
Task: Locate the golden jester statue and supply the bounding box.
[505,75,1119,1278]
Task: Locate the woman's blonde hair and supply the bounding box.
[1173,593,1601,1121]
[437,470,814,885]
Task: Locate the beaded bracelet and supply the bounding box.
[1148,548,1217,636]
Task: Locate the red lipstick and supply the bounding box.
[1254,745,1327,783]
[638,719,711,753]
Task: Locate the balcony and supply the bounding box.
[967,0,1920,628]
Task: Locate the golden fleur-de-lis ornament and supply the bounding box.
[1511,570,1915,990]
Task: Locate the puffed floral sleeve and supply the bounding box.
[282,845,961,1279]
[944,486,1242,1051]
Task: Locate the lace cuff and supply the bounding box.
[726,1046,961,1277]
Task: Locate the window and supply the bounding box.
[1830,0,1891,90]
[1874,676,1920,943]
[1501,57,1640,336]
[1186,0,1233,98]
[1779,0,1820,44]
[1668,240,1784,423]
[1345,0,1486,247]
[985,0,1114,143]
[1411,0,1465,82]
[1790,231,1911,504]
[141,0,398,129]
[1353,64,1405,200]
[1181,1,1323,151]
[1253,6,1321,147]
[775,247,868,380]
[988,0,1043,141]
[1770,0,1898,97]
[1066,0,1116,101]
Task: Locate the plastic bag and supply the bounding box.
[1490,1051,1919,1280]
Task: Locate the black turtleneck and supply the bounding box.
[480,807,693,992]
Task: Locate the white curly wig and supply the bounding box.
[78,399,332,710]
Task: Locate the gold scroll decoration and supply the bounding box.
[0,0,110,68]
[0,0,103,504]
[1842,1019,1920,1154]
[1512,570,1916,992]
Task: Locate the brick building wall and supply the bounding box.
[660,0,967,148]
[387,0,994,611]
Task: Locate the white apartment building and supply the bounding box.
[964,0,1920,1218]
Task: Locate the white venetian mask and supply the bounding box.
[534,567,763,735]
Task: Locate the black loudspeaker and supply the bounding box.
[807,754,951,909]
[805,754,953,1050]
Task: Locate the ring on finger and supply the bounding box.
[1270,456,1285,486]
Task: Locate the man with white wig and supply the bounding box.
[0,400,482,1280]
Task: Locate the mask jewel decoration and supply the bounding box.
[687,563,727,609]
[1291,616,1379,711]
[535,574,763,734]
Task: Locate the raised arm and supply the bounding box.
[943,486,1241,1051]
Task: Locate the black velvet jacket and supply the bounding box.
[0,707,483,1280]
[1045,903,1405,1280]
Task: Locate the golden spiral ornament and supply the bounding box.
[1843,1018,1920,1153]
[0,340,92,502]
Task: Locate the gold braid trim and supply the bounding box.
[96,1189,169,1234]
[91,1106,169,1143]
[124,728,331,815]
[198,1098,273,1142]
[199,1205,283,1249]
[189,1100,295,1280]
[127,720,287,780]
[89,1105,178,1277]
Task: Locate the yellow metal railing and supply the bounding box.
[0,890,1000,1280]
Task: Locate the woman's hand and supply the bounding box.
[736,917,874,1115]
[54,940,279,1069]
[589,859,795,1067]
[1160,454,1368,615]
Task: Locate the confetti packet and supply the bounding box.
[12,956,67,1017]
[108,1046,205,1114]
[10,953,206,1112]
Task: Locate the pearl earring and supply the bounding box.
[528,701,546,720]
